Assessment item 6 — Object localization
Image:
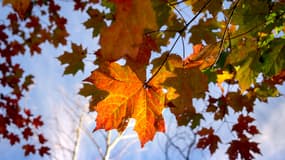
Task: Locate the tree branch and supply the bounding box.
[146,0,212,85]
[214,0,241,67]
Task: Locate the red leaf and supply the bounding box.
[227,137,261,160]
[24,108,32,117]
[22,144,36,156]
[7,133,20,145]
[232,115,259,137]
[38,134,47,144]
[26,16,40,28]
[74,0,87,11]
[38,146,50,157]
[32,116,43,128]
[197,127,221,154]
[0,25,8,43]
[22,127,33,140]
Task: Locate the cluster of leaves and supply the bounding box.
[1,0,285,159]
[0,0,71,156]
[76,0,285,159]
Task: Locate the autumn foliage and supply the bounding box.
[1,0,285,159]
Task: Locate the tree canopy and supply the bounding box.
[1,0,285,159]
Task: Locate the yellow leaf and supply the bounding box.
[217,71,234,84]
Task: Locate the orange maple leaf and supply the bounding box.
[85,62,165,146]
[184,43,219,69]
[99,0,157,62]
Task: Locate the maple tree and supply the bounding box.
[1,0,285,159]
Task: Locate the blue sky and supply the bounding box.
[1,1,285,160]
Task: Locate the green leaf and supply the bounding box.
[151,0,171,28]
[83,7,107,38]
[191,113,204,129]
[254,83,280,102]
[57,43,87,75]
[22,75,34,91]
[231,0,268,34]
[261,39,285,76]
[185,0,223,17]
[203,69,217,83]
[189,18,221,44]
[79,83,108,111]
[235,57,257,92]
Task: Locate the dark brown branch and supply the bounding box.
[168,0,189,6]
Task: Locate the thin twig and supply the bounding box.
[172,5,187,25]
[169,0,189,6]
[72,115,83,160]
[145,35,181,85]
[82,126,104,158]
[165,133,187,159]
[145,0,212,85]
[186,133,197,160]
[179,0,212,34]
[214,0,241,66]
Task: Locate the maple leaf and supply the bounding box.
[74,0,87,11]
[38,146,50,157]
[254,82,280,102]
[52,27,69,47]
[261,39,285,76]
[231,0,269,33]
[22,127,33,140]
[184,43,220,70]
[22,144,36,156]
[38,134,47,144]
[79,84,108,111]
[58,43,87,75]
[22,75,34,91]
[189,18,222,44]
[83,7,107,38]
[99,0,157,62]
[226,91,255,113]
[207,96,229,120]
[2,0,31,19]
[197,127,221,154]
[227,137,261,160]
[235,57,258,93]
[85,62,165,146]
[185,0,223,17]
[7,133,20,145]
[232,115,259,137]
[32,116,43,129]
[164,67,207,126]
[151,53,208,126]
